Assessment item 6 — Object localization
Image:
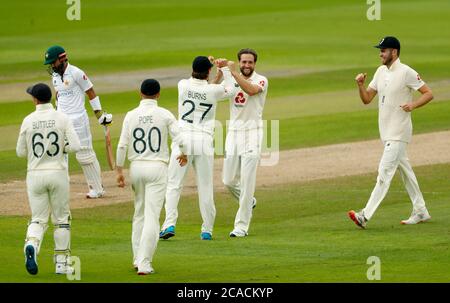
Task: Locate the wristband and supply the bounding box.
[89,96,102,111]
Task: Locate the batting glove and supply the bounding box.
[96,111,113,125]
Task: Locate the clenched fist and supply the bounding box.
[214,58,228,68]
[355,73,367,86]
[400,103,415,112]
[227,60,236,71]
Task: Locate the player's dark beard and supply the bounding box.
[240,67,254,77]
[47,61,66,81]
[52,61,66,76]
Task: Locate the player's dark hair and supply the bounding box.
[192,71,209,80]
[37,98,51,104]
[238,48,258,62]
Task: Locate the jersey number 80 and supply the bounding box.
[132,127,161,154]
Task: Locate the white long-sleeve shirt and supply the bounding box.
[16,103,81,171]
[116,99,184,166]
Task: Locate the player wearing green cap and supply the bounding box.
[44,45,112,199]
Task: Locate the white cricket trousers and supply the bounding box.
[362,140,427,220]
[130,161,168,267]
[222,128,262,233]
[25,170,71,259]
[69,111,103,193]
[162,135,216,234]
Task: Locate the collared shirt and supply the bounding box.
[225,70,269,131]
[177,75,233,136]
[369,58,425,143]
[52,63,94,116]
[16,103,80,171]
[116,99,184,166]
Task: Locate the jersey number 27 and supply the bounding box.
[181,100,213,123]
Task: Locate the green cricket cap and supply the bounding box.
[44,45,66,65]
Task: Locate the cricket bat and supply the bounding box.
[104,125,115,170]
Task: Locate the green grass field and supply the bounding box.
[1,0,449,283]
[1,163,449,282]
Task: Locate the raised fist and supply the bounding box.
[355,73,367,85]
[214,58,228,68]
[227,60,236,70]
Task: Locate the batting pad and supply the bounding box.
[54,224,71,264]
[80,160,103,193]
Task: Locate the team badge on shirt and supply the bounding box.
[234,91,246,107]
[64,79,69,86]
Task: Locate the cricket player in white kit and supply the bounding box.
[349,36,434,229]
[44,45,113,199]
[159,56,233,241]
[215,49,269,237]
[116,79,187,275]
[17,83,81,275]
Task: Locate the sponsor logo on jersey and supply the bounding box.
[234,91,246,107]
[57,90,75,98]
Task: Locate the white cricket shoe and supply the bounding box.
[229,229,248,238]
[86,189,105,199]
[401,209,431,225]
[137,260,154,275]
[55,263,75,275]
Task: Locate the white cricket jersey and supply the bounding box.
[116,99,184,166]
[177,76,232,136]
[52,63,93,115]
[16,103,81,171]
[369,58,425,143]
[225,69,268,130]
